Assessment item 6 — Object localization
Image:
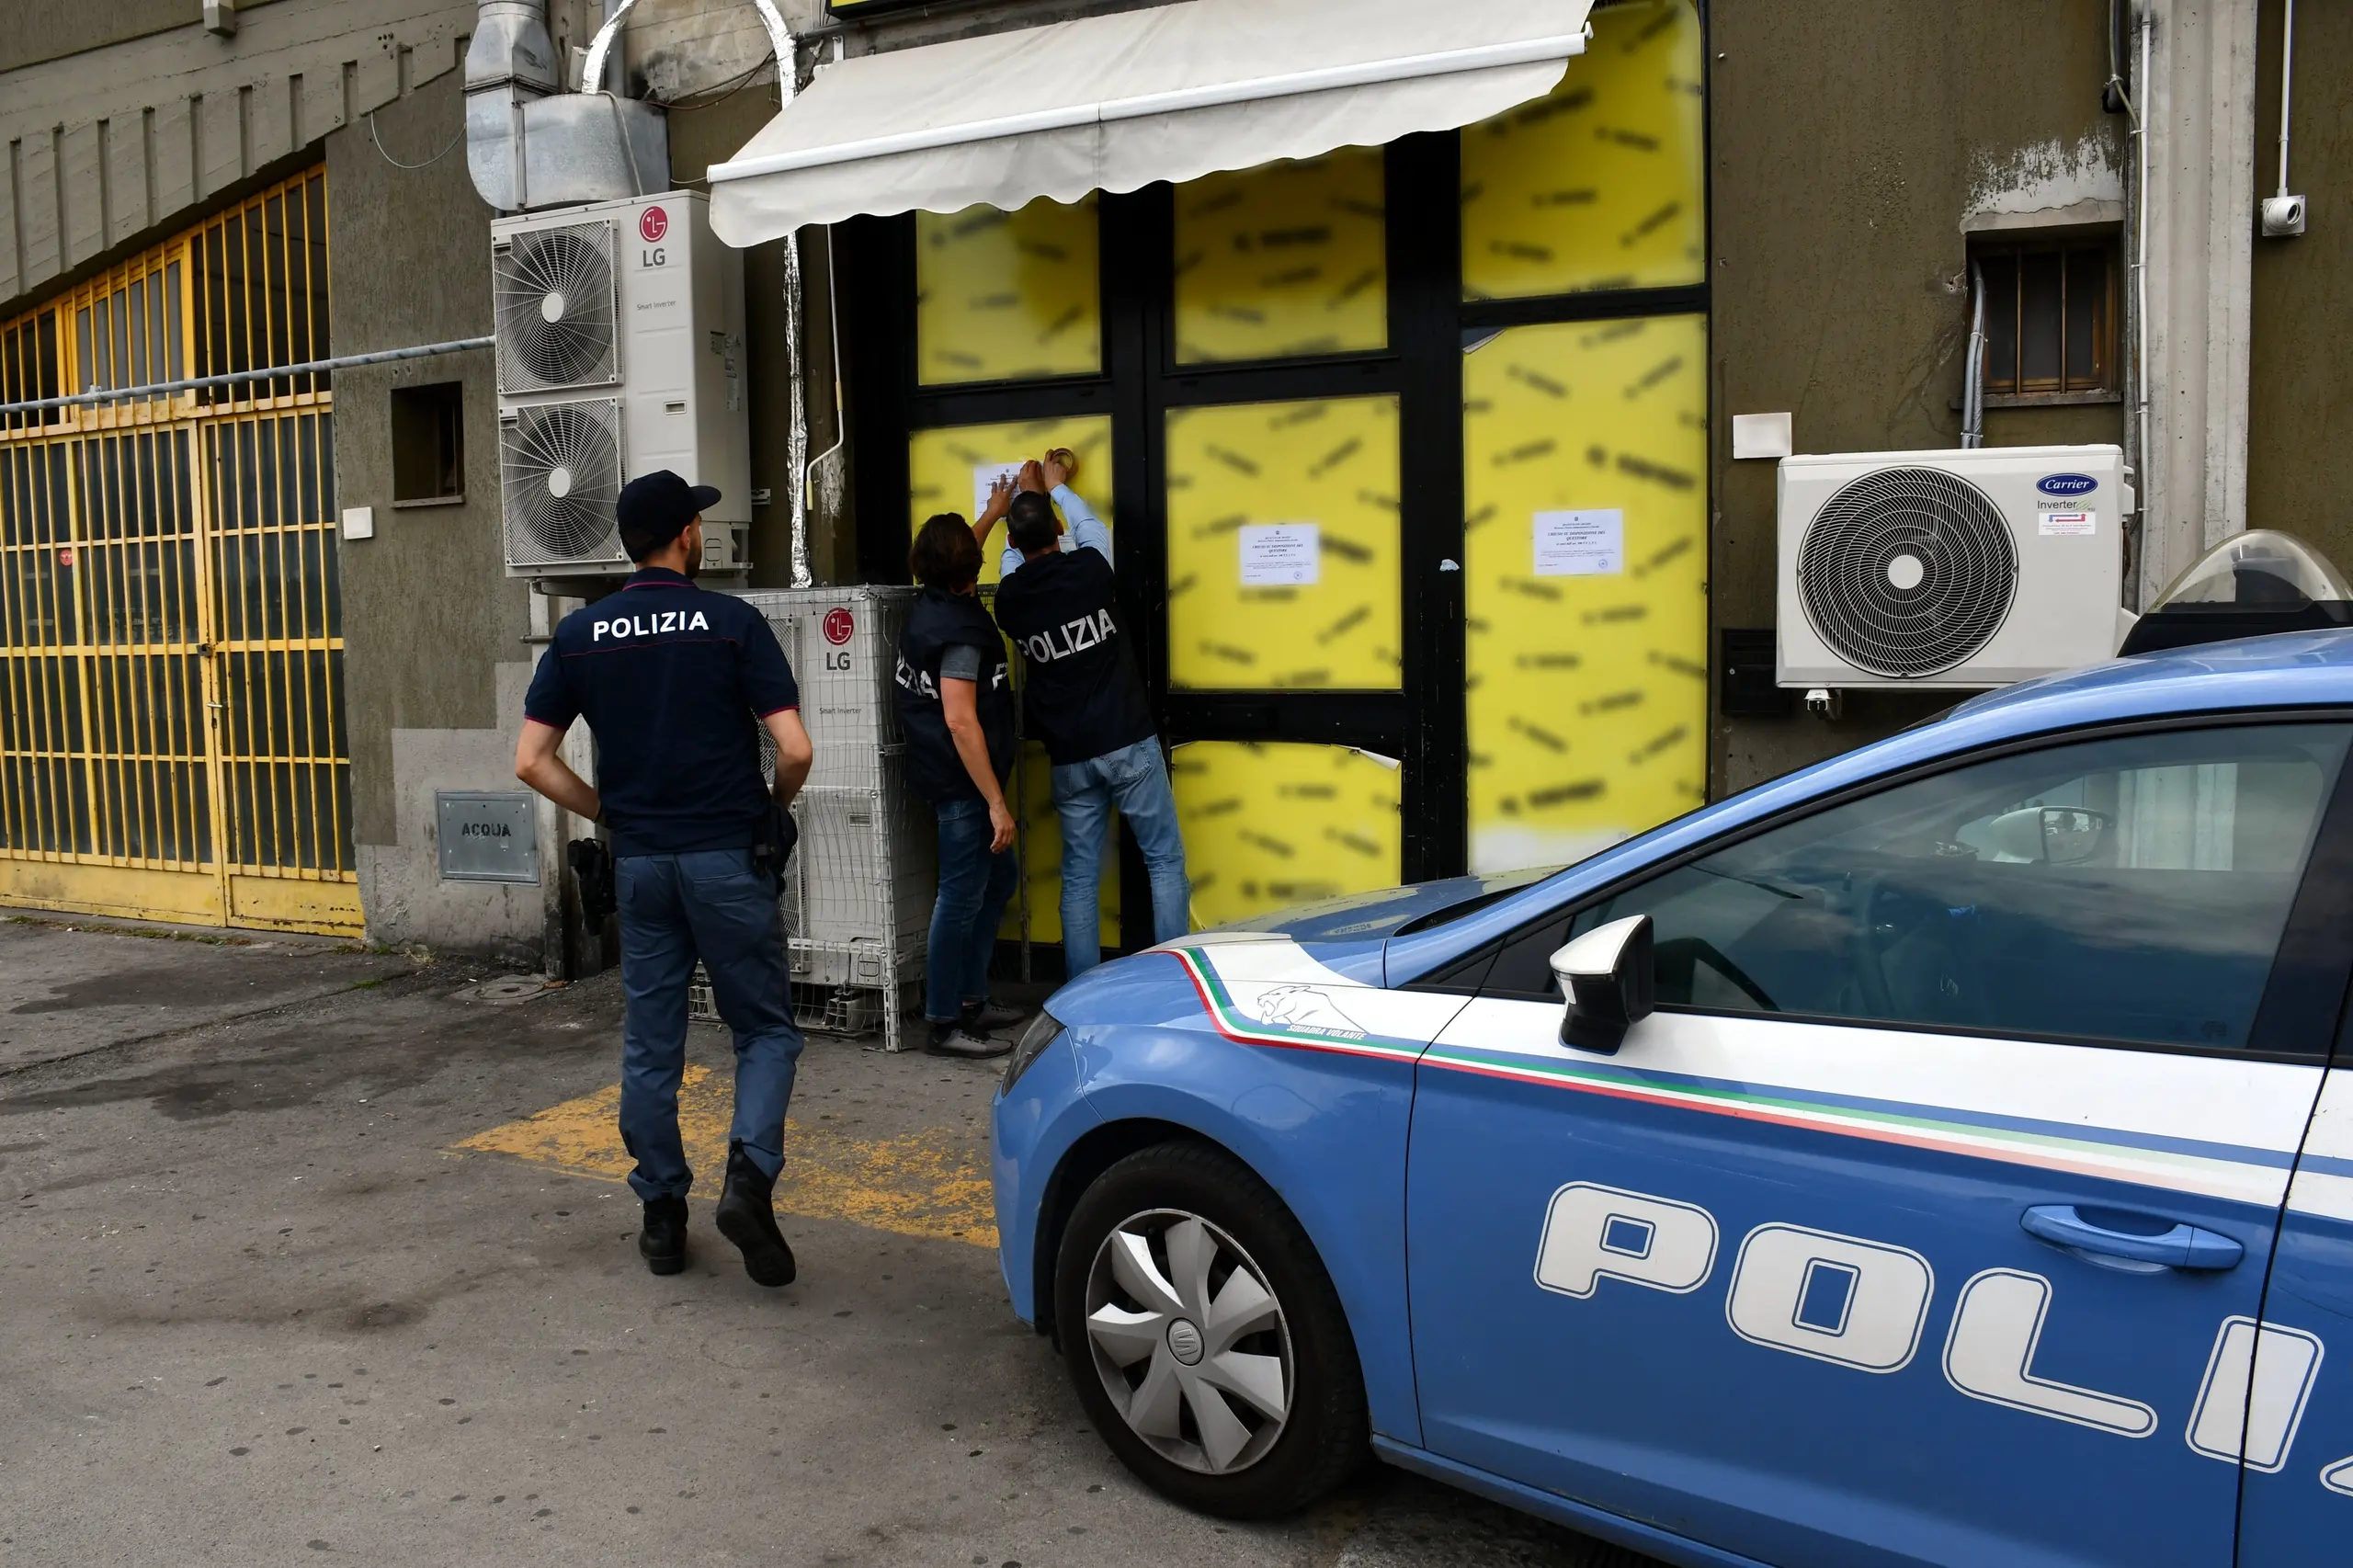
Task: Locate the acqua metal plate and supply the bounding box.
[436,790,540,883]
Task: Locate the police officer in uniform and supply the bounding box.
[514,471,813,1286]
[895,511,1023,1058]
[990,451,1188,976]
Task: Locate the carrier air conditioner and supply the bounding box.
[1777,445,2131,689]
[491,190,750,577]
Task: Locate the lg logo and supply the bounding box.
[823,607,856,671]
[639,204,669,268]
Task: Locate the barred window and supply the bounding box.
[1975,241,2117,397]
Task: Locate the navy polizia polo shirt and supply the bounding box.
[523,567,799,858]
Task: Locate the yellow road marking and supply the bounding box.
[453,1065,997,1248]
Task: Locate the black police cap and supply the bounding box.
[617,470,722,560]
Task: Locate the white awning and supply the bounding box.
[708,0,1591,247]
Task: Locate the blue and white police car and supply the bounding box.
[993,621,2353,1564]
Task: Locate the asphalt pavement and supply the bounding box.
[0,912,1660,1568]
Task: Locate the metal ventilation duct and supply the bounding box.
[466,0,669,213]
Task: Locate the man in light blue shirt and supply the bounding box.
[998,473,1111,576]
[991,451,1188,976]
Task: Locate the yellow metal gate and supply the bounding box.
[0,167,359,936]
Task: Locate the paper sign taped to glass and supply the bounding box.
[972,462,1025,522]
[1241,522,1321,586]
[1534,508,1625,576]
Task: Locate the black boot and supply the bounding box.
[639,1196,688,1276]
[714,1144,796,1288]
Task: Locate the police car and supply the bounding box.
[992,623,2353,1565]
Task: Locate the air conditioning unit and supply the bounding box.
[728,586,934,1051]
[491,190,749,577]
[1777,445,2131,689]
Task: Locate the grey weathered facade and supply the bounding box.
[3,0,2345,959]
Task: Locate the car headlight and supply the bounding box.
[1001,1009,1065,1095]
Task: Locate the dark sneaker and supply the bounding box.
[639,1196,688,1277]
[961,998,1031,1033]
[714,1145,797,1288]
[926,1024,1012,1059]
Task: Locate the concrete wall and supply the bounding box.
[326,68,545,961]
[1709,0,2129,795]
[617,0,820,97]
[0,0,473,312]
[2248,0,2353,574]
[0,0,282,74]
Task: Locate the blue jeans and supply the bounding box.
[928,796,1020,1022]
[1053,736,1189,979]
[615,848,804,1202]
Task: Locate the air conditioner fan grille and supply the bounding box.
[501,400,625,568]
[494,222,619,393]
[1797,465,2018,677]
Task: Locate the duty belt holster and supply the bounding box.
[566,838,616,927]
[751,801,798,901]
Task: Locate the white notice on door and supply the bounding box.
[2039,510,2097,536]
[1240,523,1321,585]
[972,462,1025,523]
[1533,509,1624,576]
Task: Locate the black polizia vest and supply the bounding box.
[991,550,1155,767]
[895,587,1017,803]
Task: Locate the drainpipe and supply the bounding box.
[769,19,813,588]
[465,1,561,212]
[2109,0,2147,605]
[2133,9,2152,602]
[1961,259,1987,449]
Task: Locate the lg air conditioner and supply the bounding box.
[1777,445,2131,689]
[491,190,750,577]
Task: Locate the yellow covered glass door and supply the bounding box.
[1161,392,1409,924]
[1164,394,1402,691]
[1462,314,1709,872]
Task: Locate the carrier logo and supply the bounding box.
[639,206,669,244]
[2037,472,2097,497]
[823,608,855,646]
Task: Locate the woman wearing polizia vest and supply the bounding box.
[894,497,1029,1058]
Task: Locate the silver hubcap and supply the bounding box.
[1084,1209,1291,1475]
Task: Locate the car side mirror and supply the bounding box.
[2040,806,2111,866]
[1549,915,1655,1055]
[1982,804,2113,865]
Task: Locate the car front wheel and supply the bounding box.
[1054,1141,1368,1517]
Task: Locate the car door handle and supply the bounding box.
[2021,1205,2244,1271]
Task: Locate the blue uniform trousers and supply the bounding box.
[926,796,1021,1022]
[614,847,803,1201]
[1052,736,1190,979]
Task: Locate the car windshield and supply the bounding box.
[1392,867,1563,936]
